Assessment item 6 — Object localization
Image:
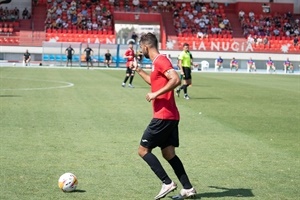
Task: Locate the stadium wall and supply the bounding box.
[0,46,299,71]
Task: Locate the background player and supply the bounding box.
[121,41,135,88]
[266,57,276,73]
[283,58,293,73]
[215,56,223,71]
[23,49,31,66]
[230,57,239,71]
[247,57,256,72]
[84,44,93,69]
[65,45,75,67]
[104,50,112,68]
[175,43,193,100]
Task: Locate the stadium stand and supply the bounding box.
[0,0,299,54]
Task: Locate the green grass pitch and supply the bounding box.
[0,67,299,200]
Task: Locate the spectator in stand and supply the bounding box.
[257,36,263,44]
[248,11,255,22]
[273,28,280,36]
[87,19,92,30]
[22,7,30,19]
[81,7,88,17]
[209,1,215,9]
[56,5,62,16]
[247,34,254,44]
[293,36,299,47]
[132,0,139,8]
[95,3,101,13]
[230,57,239,71]
[55,15,63,28]
[263,36,269,47]
[239,10,245,20]
[108,0,114,5]
[92,20,98,30]
[13,7,19,19]
[70,0,76,8]
[266,57,276,73]
[294,28,299,36]
[61,0,68,11]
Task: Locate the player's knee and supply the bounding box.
[138,146,148,157]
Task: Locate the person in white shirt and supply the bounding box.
[239,10,245,19]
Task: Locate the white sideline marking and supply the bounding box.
[0,77,74,91]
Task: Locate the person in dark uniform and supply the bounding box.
[23,49,31,66]
[84,44,94,69]
[104,50,112,68]
[65,45,75,67]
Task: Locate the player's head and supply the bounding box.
[287,57,289,61]
[128,41,134,49]
[183,43,189,52]
[107,49,110,53]
[26,49,28,53]
[139,32,158,59]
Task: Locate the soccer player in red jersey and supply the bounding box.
[122,42,135,88]
[133,33,196,200]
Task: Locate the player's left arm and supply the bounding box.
[146,69,180,102]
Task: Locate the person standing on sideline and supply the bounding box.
[176,43,192,100]
[133,33,196,200]
[283,58,293,73]
[23,49,31,66]
[104,49,112,68]
[65,45,75,67]
[247,57,256,72]
[266,57,276,73]
[84,44,93,69]
[230,57,239,71]
[121,42,135,88]
[215,56,223,71]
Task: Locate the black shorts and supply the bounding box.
[126,67,135,75]
[140,118,179,149]
[182,67,192,80]
[67,56,72,61]
[86,56,91,62]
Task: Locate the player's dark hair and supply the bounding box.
[139,33,158,49]
[183,43,189,47]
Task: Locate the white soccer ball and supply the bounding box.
[58,172,78,192]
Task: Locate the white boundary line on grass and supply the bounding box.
[0,77,74,91]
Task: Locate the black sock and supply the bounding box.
[168,155,192,189]
[180,84,188,94]
[123,76,129,83]
[129,76,134,84]
[143,153,172,184]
